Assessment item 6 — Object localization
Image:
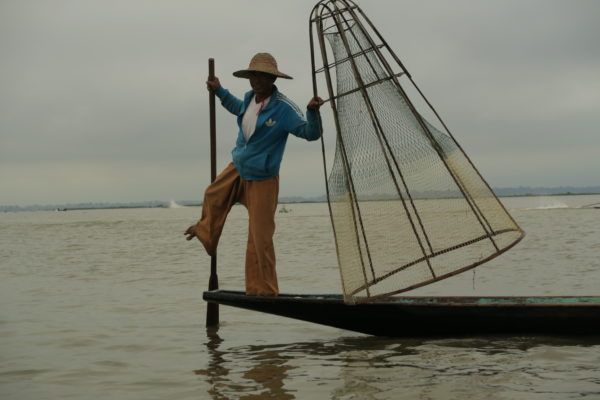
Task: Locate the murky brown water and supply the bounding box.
[1,195,600,399]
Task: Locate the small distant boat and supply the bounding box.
[167,200,184,209]
[278,205,291,214]
[581,202,600,209]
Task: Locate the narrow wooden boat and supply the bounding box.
[204,290,600,337]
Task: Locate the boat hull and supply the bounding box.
[203,290,600,337]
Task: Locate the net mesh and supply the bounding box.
[314,2,524,303]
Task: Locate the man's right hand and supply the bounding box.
[206,76,221,92]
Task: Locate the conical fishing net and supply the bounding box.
[310,0,524,303]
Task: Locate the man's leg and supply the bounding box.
[243,176,279,296]
[194,163,242,256]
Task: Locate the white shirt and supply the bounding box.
[242,95,270,142]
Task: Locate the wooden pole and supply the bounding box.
[206,58,219,328]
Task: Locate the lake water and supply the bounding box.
[1,195,600,399]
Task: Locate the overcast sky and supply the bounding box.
[1,0,599,205]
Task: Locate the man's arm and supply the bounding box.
[206,76,245,116]
[287,97,324,141]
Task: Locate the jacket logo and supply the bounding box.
[265,118,276,127]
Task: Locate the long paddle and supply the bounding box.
[206,58,219,328]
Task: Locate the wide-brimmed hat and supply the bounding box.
[233,52,293,80]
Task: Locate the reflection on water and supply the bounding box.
[194,328,229,399]
[196,327,295,399]
[194,328,600,400]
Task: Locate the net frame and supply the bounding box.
[309,0,525,303]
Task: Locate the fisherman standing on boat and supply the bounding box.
[185,52,324,296]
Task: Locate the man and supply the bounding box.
[185,52,324,296]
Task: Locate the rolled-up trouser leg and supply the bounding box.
[243,175,279,296]
[194,163,242,256]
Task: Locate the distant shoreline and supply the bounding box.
[2,190,600,212]
[497,191,600,198]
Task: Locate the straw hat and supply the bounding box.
[233,52,293,80]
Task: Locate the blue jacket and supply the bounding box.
[215,85,321,180]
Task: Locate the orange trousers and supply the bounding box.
[194,163,279,296]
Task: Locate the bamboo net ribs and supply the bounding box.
[309,0,524,303]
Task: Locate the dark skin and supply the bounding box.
[184,72,324,241]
